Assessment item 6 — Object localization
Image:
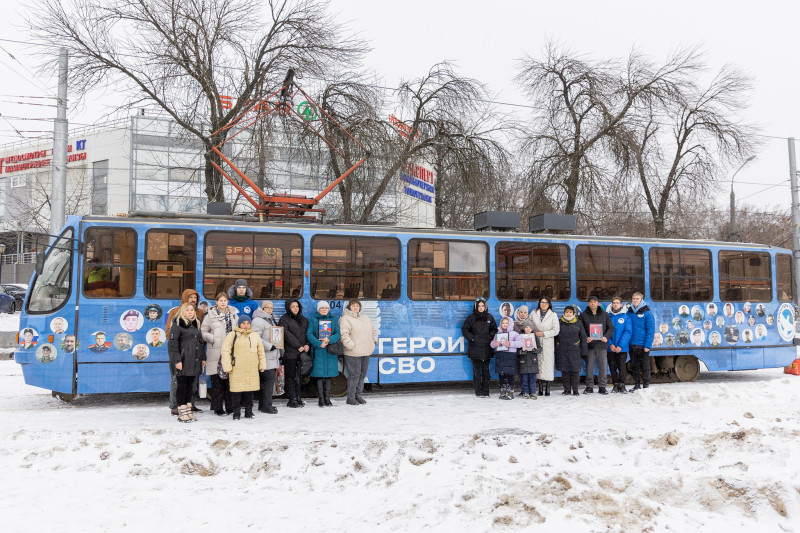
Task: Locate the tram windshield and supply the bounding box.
[27,228,74,313]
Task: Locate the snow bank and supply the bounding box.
[0,362,798,532]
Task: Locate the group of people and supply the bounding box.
[167,279,378,423]
[461,293,655,398]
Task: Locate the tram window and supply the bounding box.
[83,227,137,298]
[203,232,303,300]
[145,230,196,299]
[408,239,489,301]
[496,242,570,301]
[718,250,772,302]
[776,254,793,302]
[649,247,712,301]
[576,245,643,301]
[27,228,74,313]
[311,236,400,300]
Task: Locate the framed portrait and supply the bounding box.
[270,326,285,349]
[495,332,509,351]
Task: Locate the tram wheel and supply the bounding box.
[674,355,700,382]
[51,391,76,403]
[330,374,347,397]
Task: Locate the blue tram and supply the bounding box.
[14,214,797,397]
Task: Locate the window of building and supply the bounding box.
[408,239,489,300]
[83,227,137,298]
[203,232,303,299]
[776,253,793,303]
[649,247,713,301]
[27,228,74,313]
[496,242,570,301]
[144,229,196,299]
[576,245,643,301]
[718,250,772,302]
[11,174,27,188]
[311,236,400,300]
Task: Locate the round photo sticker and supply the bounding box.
[686,320,694,330]
[132,343,150,361]
[755,303,766,317]
[114,332,133,351]
[499,302,514,319]
[659,323,669,334]
[652,332,663,347]
[709,331,722,346]
[89,331,111,353]
[146,328,166,348]
[766,314,775,326]
[734,311,744,324]
[36,343,57,363]
[50,317,68,335]
[755,324,768,341]
[664,333,676,347]
[61,335,78,353]
[715,316,725,328]
[777,303,794,342]
[742,302,752,314]
[742,329,754,343]
[706,302,718,317]
[703,320,712,330]
[691,305,703,321]
[19,327,38,349]
[724,325,740,345]
[690,328,705,347]
[746,315,756,328]
[723,303,735,318]
[120,310,144,332]
[676,329,689,345]
[678,305,690,318]
[144,304,163,322]
[671,317,682,329]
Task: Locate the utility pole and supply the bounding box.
[49,48,68,241]
[728,155,756,241]
[788,138,800,311]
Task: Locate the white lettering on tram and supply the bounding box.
[379,356,437,375]
[377,336,465,354]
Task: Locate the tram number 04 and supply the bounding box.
[328,300,342,309]
[379,357,435,375]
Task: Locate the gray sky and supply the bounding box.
[1,0,797,216]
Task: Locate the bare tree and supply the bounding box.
[515,42,701,215]
[612,65,758,236]
[28,0,364,203]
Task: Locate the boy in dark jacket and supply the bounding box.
[607,297,632,393]
[579,295,614,394]
[555,306,587,396]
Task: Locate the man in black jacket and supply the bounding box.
[579,295,614,394]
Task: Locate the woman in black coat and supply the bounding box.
[279,299,310,408]
[461,298,498,397]
[555,305,587,396]
[168,302,206,422]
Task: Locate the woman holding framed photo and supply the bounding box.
[307,301,342,407]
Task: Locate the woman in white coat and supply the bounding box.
[530,296,559,396]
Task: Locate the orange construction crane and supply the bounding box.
[207,69,369,220]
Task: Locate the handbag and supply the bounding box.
[300,351,314,377]
[217,359,228,379]
[326,340,344,355]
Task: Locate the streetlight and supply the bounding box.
[729,155,757,241]
[0,243,5,284]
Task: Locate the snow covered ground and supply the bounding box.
[0,361,798,532]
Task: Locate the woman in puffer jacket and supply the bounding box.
[461,297,498,398]
[168,303,206,422]
[339,299,377,406]
[251,300,281,414]
[220,315,265,420]
[201,292,238,416]
[279,299,310,408]
[307,301,342,407]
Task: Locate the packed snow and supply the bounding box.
[0,360,798,532]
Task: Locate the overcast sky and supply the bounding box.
[0,0,797,217]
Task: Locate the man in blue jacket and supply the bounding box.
[607,296,632,394]
[627,292,655,391]
[227,279,258,317]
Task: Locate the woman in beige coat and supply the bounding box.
[339,299,377,405]
[530,297,559,396]
[201,292,238,416]
[221,315,265,420]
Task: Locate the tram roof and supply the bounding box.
[72,213,786,251]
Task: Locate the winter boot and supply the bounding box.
[499,385,509,400]
[244,407,254,419]
[545,381,551,396]
[323,379,333,407]
[537,380,544,396]
[346,397,359,405]
[317,380,325,408]
[187,403,197,421]
[177,404,192,423]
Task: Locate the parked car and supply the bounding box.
[1,283,26,309]
[0,286,16,314]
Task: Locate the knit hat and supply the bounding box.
[317,301,330,311]
[238,315,252,326]
[564,305,577,314]
[235,278,248,289]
